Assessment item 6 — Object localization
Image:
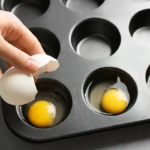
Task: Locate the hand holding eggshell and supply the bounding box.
[0,11,61,106]
[0,10,46,78]
[0,54,59,105]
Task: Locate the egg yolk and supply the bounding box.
[101,89,128,114]
[28,101,55,127]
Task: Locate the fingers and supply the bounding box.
[0,36,39,73]
[12,21,45,55]
[1,12,45,56]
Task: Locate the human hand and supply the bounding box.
[0,10,45,78]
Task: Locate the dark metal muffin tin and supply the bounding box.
[1,0,150,142]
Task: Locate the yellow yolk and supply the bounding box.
[101,89,128,114]
[28,100,56,127]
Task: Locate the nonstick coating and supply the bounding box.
[1,0,150,142]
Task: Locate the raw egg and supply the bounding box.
[101,77,130,114]
[28,100,56,127]
[101,89,128,114]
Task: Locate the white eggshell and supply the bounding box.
[0,67,38,105]
[32,54,59,78]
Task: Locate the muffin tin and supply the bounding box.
[1,0,150,142]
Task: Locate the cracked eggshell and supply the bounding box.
[0,54,59,106]
[32,54,59,78]
[0,67,37,105]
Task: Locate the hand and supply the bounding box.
[0,10,45,78]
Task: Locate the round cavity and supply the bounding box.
[71,18,121,60]
[30,28,60,59]
[129,9,150,48]
[83,67,138,115]
[16,78,72,128]
[61,0,104,12]
[77,35,111,60]
[1,0,50,20]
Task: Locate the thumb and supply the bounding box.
[0,36,39,73]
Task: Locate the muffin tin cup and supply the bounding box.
[2,78,73,141]
[16,78,72,128]
[61,0,105,12]
[29,28,60,58]
[1,0,50,20]
[1,0,150,142]
[70,18,121,60]
[83,67,138,116]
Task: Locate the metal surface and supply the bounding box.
[0,0,150,142]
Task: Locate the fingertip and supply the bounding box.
[25,58,39,73]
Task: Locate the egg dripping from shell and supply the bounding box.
[0,54,59,105]
[101,77,130,114]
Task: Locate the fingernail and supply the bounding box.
[25,58,39,72]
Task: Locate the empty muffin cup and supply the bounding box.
[129,9,150,49]
[70,18,121,60]
[30,28,60,59]
[1,0,50,20]
[61,0,105,12]
[16,78,72,128]
[83,67,137,115]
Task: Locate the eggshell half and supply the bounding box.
[0,54,59,106]
[32,54,59,78]
[0,67,37,105]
